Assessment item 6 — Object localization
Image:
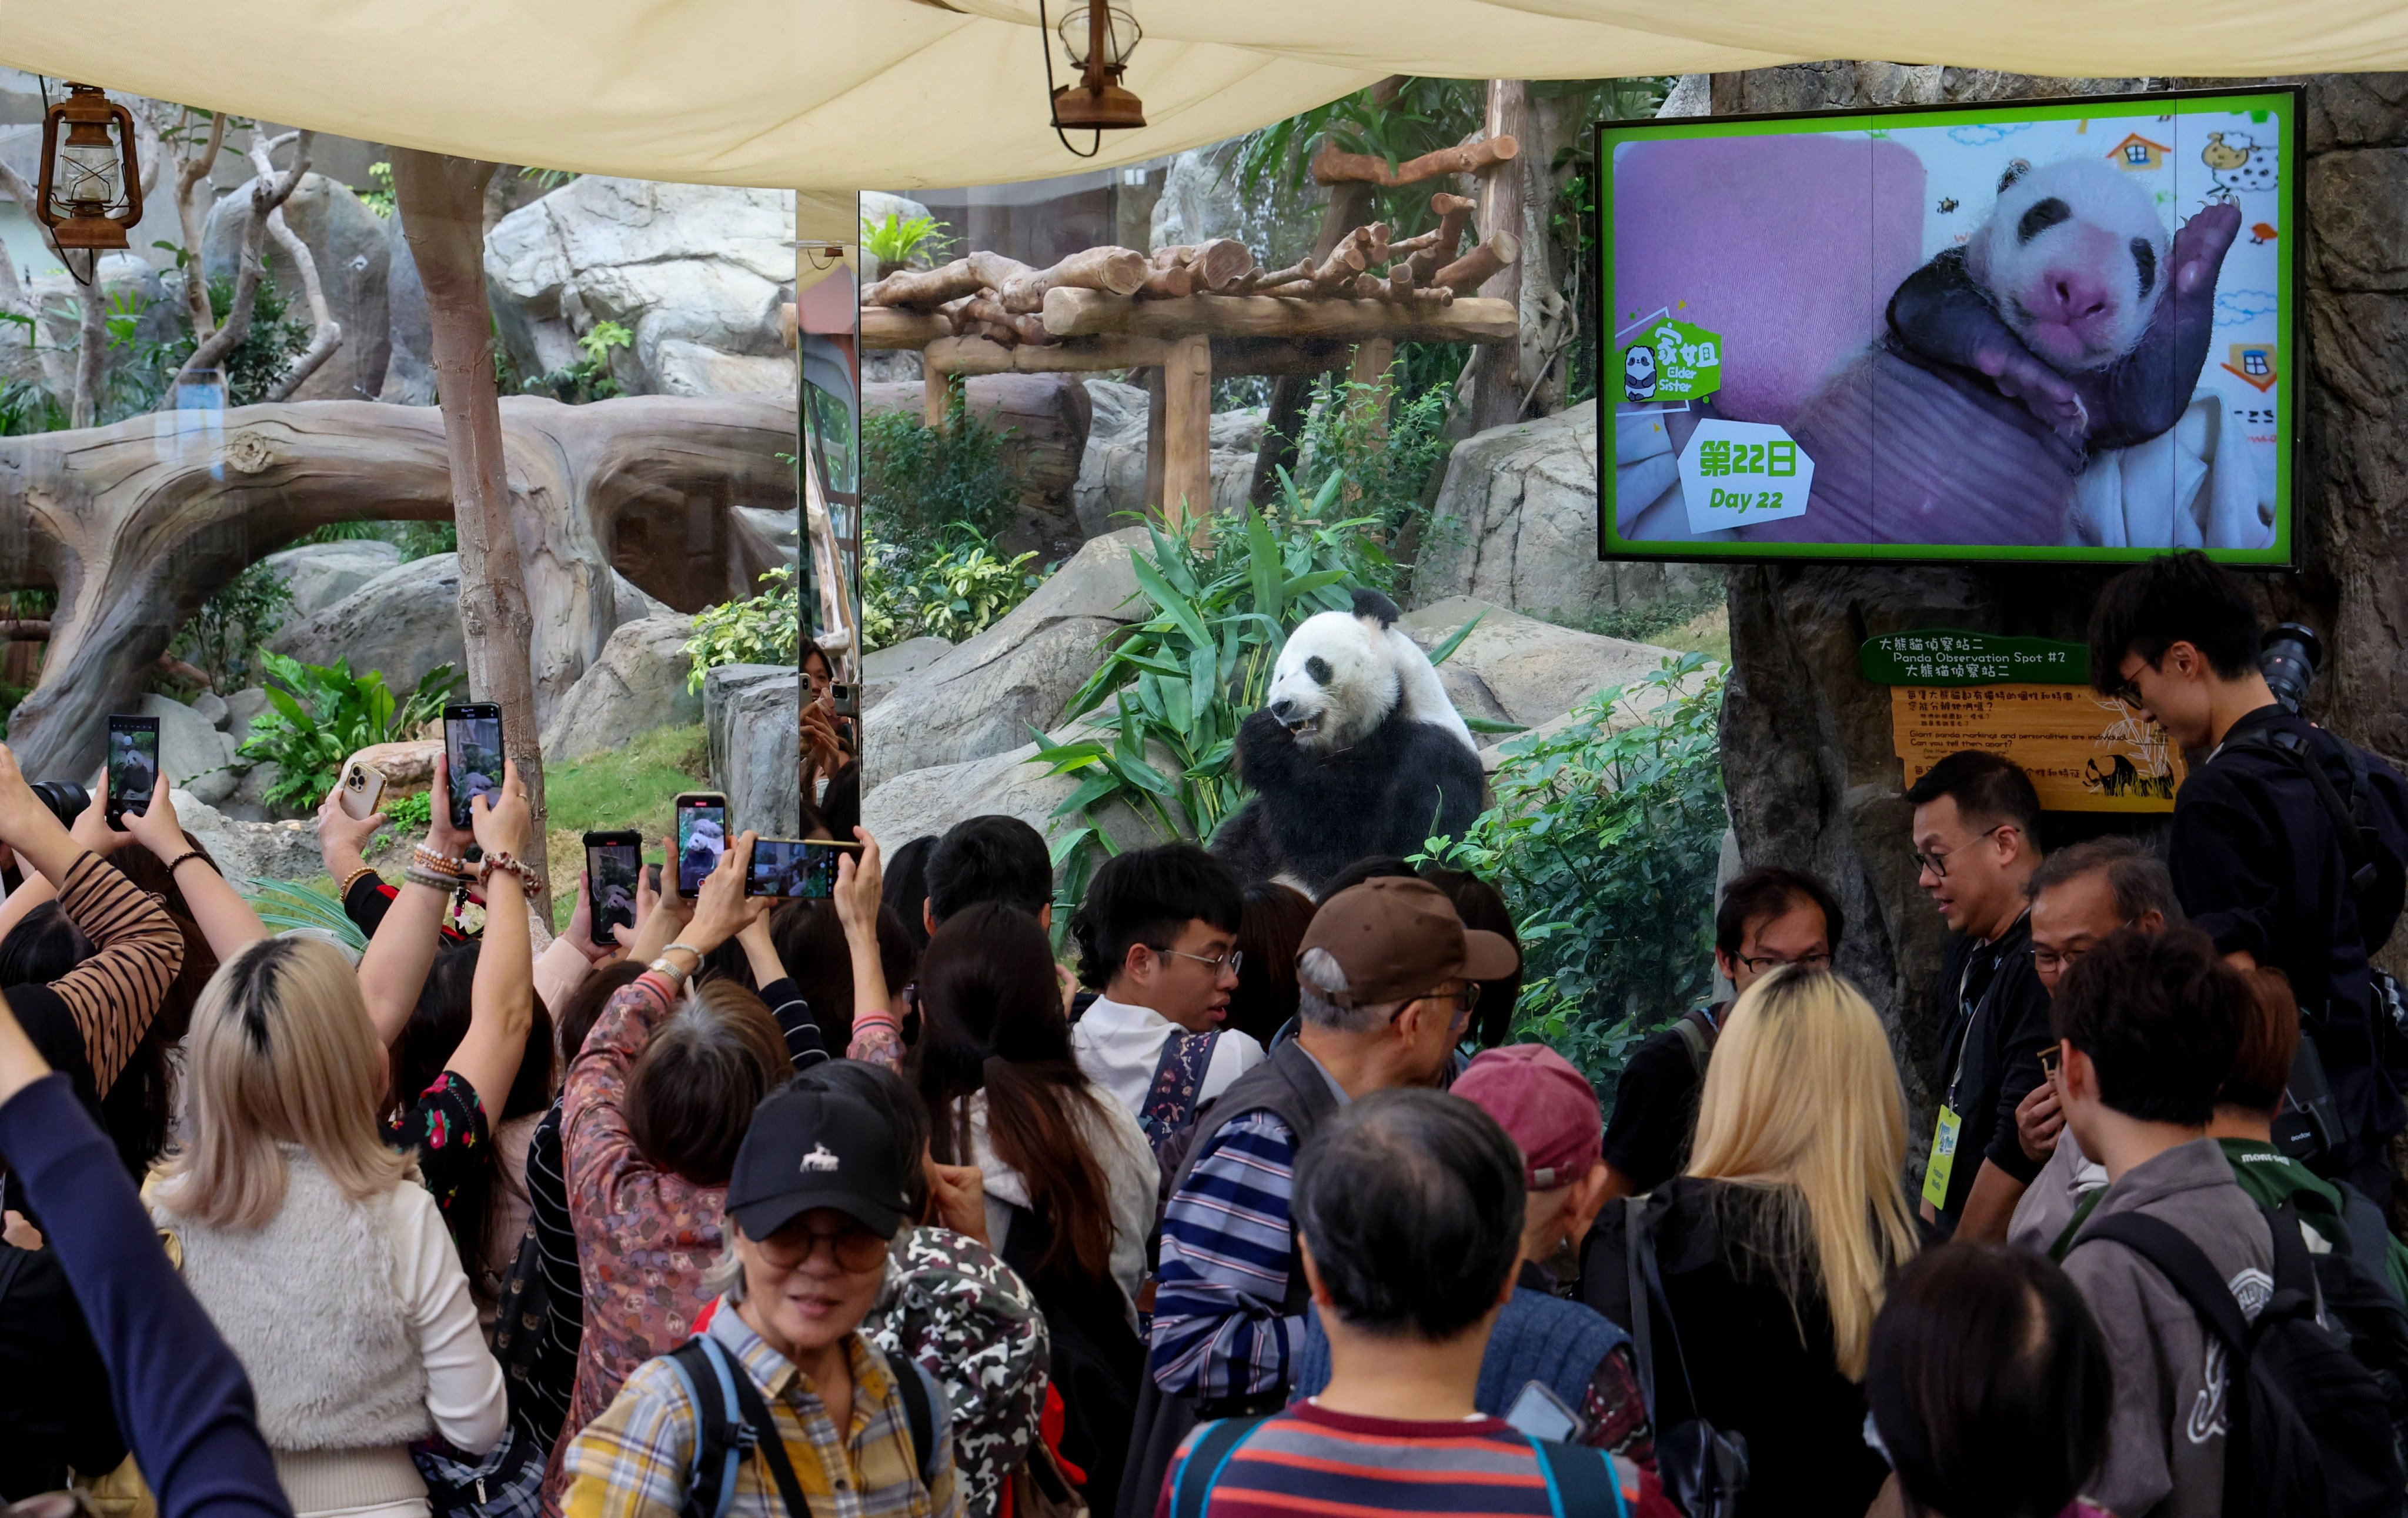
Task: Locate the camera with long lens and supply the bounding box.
[2261,622,2323,716]
[27,780,88,828]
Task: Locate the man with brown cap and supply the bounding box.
[1119,877,1518,1518]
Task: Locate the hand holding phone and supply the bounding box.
[585,830,643,946]
[745,837,860,899]
[443,702,504,832]
[673,792,729,896]
[105,715,161,831]
[339,759,387,821]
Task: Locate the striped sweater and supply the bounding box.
[1151,1112,1305,1402]
[1152,1404,1669,1518]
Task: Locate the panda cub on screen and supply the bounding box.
[1211,588,1486,895]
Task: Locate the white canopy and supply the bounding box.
[0,1,2396,196]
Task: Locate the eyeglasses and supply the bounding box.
[1157,946,1242,976]
[1911,824,2010,879]
[2030,926,2128,977]
[2038,1044,2063,1079]
[1738,950,1833,975]
[1394,983,1482,1029]
[754,1218,890,1274]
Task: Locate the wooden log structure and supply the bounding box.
[1310,134,1518,186]
[1039,289,1518,343]
[997,245,1149,313]
[1435,231,1522,295]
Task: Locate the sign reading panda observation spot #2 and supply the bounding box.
[1865,630,2187,813]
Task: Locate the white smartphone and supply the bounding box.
[339,758,387,820]
[1503,1379,1585,1444]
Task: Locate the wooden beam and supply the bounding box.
[1311,134,1519,187]
[1043,290,1518,343]
[924,333,1173,375]
[862,306,950,349]
[923,366,952,431]
[1161,333,1213,543]
[1143,366,1166,519]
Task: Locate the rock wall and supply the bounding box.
[203,172,393,403]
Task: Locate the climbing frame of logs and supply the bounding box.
[860,194,1517,538]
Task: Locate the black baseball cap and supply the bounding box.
[726,1087,911,1241]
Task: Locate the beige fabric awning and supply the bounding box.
[0,1,2397,195]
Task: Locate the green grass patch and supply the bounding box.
[542,723,711,839]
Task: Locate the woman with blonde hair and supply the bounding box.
[149,772,530,1518]
[1582,965,1918,1516]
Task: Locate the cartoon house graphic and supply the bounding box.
[2106,133,2172,169]
[2222,343,2279,392]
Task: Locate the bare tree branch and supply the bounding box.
[173,109,229,350]
[171,129,312,391]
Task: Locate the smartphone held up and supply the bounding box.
[746,837,857,899]
[105,715,161,829]
[585,830,643,945]
[443,702,504,829]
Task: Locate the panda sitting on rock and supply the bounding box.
[1212,588,1486,895]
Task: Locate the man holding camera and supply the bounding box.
[2089,550,2408,1204]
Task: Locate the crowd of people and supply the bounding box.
[2,547,2408,1518]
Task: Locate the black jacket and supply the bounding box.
[1928,912,2053,1231]
[2173,704,2408,1172]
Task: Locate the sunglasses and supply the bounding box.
[755,1217,889,1273]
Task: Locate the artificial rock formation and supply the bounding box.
[0,393,794,780]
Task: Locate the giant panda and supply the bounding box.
[1211,588,1486,894]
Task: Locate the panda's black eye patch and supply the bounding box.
[2016,198,2071,243]
[2130,238,2157,298]
[1305,656,1332,686]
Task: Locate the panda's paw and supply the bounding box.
[1974,342,2088,441]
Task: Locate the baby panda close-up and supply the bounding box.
[1883,155,2240,456]
[1211,588,1486,896]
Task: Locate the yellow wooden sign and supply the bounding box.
[1891,683,2187,813]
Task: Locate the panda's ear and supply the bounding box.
[1997,158,2029,194]
[1350,588,1400,628]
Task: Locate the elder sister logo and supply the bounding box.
[1678,419,1813,535]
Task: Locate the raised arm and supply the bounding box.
[833,828,900,1069]
[443,762,536,1127]
[359,760,477,1048]
[120,773,268,958]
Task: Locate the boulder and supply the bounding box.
[1397,597,1692,732]
[347,739,446,792]
[610,570,677,629]
[860,636,952,712]
[222,687,273,735]
[863,373,1094,560]
[1411,401,1718,626]
[262,540,405,619]
[1148,146,1247,252]
[138,693,240,803]
[203,172,392,402]
[862,718,1180,858]
[173,790,325,883]
[653,339,796,398]
[1073,379,1260,536]
[484,176,795,398]
[266,553,465,695]
[861,527,1151,789]
[703,665,799,835]
[540,615,703,762]
[190,691,229,729]
[381,204,436,405]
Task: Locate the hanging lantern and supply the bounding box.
[1050,2,1145,132]
[36,84,143,252]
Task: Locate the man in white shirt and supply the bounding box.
[1068,845,1266,1129]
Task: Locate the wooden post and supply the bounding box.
[1347,337,1395,443]
[1143,366,1167,518]
[390,148,552,921]
[1160,334,1213,541]
[923,363,951,432]
[1467,79,1531,436]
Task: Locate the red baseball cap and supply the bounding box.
[1452,1044,1602,1189]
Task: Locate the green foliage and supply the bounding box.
[862,211,954,269]
[206,275,310,408]
[863,526,1043,649]
[1418,656,1725,1095]
[1033,471,1397,923]
[1295,365,1456,545]
[242,877,368,952]
[519,166,579,192]
[236,650,461,812]
[683,566,800,692]
[359,161,395,218]
[169,559,293,692]
[296,519,459,560]
[0,376,66,436]
[384,790,432,832]
[862,405,1020,548]
[521,320,631,404]
[1230,79,1486,238]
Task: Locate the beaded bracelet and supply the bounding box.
[164,849,221,878]
[338,865,381,899]
[413,844,467,875]
[478,852,536,890]
[406,866,465,893]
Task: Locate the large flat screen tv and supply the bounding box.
[1596,88,2298,565]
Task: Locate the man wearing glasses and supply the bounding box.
[1597,866,1845,1200]
[1906,750,2050,1241]
[1128,877,1518,1518]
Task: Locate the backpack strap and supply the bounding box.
[1168,1415,1268,1518]
[2073,1212,2252,1349]
[722,1344,814,1518]
[1141,1029,1222,1145]
[1622,1196,1703,1427]
[885,1352,943,1490]
[1668,1014,1712,1079]
[666,1338,750,1518]
[1528,1437,1629,1518]
[2224,726,2383,899]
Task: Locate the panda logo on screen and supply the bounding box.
[1211,589,1487,895]
[1622,343,1658,402]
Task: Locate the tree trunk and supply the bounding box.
[1466,80,1532,436]
[0,393,792,788]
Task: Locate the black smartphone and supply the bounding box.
[585,830,643,946]
[105,714,161,830]
[746,838,859,899]
[443,702,503,830]
[674,791,728,895]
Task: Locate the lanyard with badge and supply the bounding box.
[1922,945,2000,1211]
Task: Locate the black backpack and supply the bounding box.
[2076,1200,2405,1518]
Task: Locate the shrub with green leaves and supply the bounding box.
[522,320,632,404]
[684,565,800,692]
[237,651,460,813]
[1418,655,1726,1095]
[862,211,953,271]
[1295,366,1455,542]
[863,406,1020,549]
[863,526,1042,649]
[170,559,293,692]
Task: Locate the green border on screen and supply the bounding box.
[1592,86,2302,569]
